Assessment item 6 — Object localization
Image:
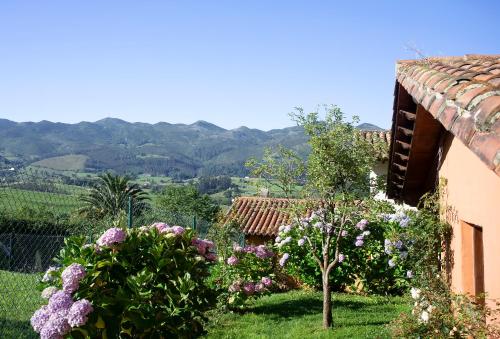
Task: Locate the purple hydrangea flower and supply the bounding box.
[356,219,368,230]
[61,263,86,293]
[67,299,93,328]
[282,225,292,233]
[31,305,50,333]
[279,253,290,266]
[233,243,243,253]
[338,253,345,263]
[394,240,403,249]
[261,276,272,287]
[227,255,239,266]
[356,234,364,240]
[96,227,126,247]
[40,309,70,339]
[298,238,305,247]
[355,239,364,247]
[406,270,413,279]
[243,282,255,295]
[399,216,410,227]
[48,290,73,312]
[275,236,282,243]
[254,245,274,259]
[388,259,396,267]
[341,230,348,237]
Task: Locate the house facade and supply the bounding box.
[386,55,500,304]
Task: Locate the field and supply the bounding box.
[206,290,408,338]
[31,155,89,171]
[0,187,82,214]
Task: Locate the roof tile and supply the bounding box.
[396,54,500,175]
[224,197,310,236]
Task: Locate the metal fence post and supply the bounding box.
[193,215,197,231]
[128,196,133,228]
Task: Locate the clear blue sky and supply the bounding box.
[0,1,498,130]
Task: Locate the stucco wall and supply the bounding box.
[439,134,500,303]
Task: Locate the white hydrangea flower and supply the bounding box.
[420,310,429,323]
[410,287,421,300]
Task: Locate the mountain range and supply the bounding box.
[0,118,384,178]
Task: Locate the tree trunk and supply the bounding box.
[322,273,333,328]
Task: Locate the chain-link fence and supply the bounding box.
[0,167,214,338]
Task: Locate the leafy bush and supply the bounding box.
[209,243,275,309]
[32,224,217,338]
[389,276,500,338]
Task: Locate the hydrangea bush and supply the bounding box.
[33,223,217,338]
[209,243,275,309]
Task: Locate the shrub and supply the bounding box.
[32,223,217,338]
[388,275,500,338]
[208,243,275,309]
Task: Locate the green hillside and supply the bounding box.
[0,118,382,178]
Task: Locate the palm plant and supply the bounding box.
[78,173,149,220]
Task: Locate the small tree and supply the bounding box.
[248,105,376,328]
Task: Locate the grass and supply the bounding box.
[0,270,42,338]
[0,187,82,214]
[0,271,408,339]
[205,290,409,339]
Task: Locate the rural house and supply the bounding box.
[386,55,500,304]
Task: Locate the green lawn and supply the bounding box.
[205,290,408,339]
[0,270,42,338]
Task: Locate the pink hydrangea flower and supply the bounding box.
[243,282,255,295]
[96,227,126,247]
[170,225,185,236]
[254,282,265,293]
[261,276,272,287]
[355,219,368,230]
[355,239,364,247]
[61,263,86,293]
[338,253,345,263]
[228,281,241,292]
[67,299,93,328]
[227,255,239,266]
[232,243,243,252]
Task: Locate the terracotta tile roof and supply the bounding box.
[396,54,500,175]
[359,130,391,160]
[225,196,311,237]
